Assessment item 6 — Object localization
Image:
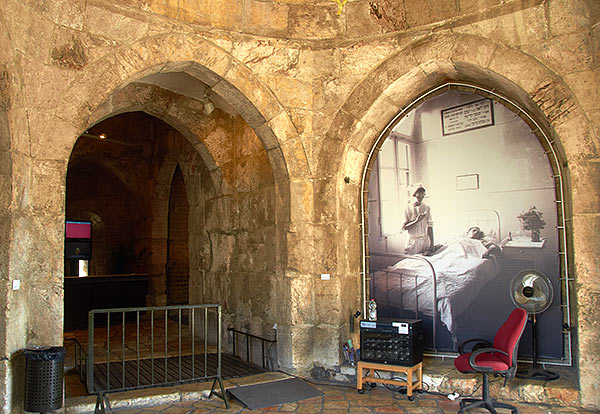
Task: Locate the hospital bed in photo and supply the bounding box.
[368,210,503,352]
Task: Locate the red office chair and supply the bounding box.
[454,307,527,414]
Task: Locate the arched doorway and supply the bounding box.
[62,78,284,395]
[63,111,209,397]
[363,84,571,367]
[166,164,190,305]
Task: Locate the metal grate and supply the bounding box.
[80,353,263,391]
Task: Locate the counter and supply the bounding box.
[64,273,150,331]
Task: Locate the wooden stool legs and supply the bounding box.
[356,361,423,400]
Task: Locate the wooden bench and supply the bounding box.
[356,360,423,400]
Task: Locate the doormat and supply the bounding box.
[227,378,323,410]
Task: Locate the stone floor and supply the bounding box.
[63,325,590,413]
[64,371,597,414]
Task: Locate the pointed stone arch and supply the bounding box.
[326,33,597,407]
[52,33,304,191]
[326,33,594,183]
[150,138,212,307]
[21,33,307,380]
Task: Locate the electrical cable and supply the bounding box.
[274,367,503,401]
[376,371,406,393]
[275,369,357,390]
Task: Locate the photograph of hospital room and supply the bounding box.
[367,89,563,361]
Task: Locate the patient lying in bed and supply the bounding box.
[466,226,501,259]
[373,225,503,339]
[424,226,501,259]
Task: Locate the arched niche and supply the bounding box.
[361,84,571,367]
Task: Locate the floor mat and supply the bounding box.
[227,377,323,409]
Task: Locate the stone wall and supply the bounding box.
[0,0,599,411]
[0,58,13,412]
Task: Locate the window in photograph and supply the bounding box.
[378,136,412,236]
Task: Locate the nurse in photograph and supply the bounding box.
[403,185,434,255]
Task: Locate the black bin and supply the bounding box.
[24,346,65,413]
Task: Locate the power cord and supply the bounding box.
[417,377,504,401]
[274,367,501,402]
[276,369,357,390]
[378,372,407,393]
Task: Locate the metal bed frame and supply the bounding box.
[369,252,438,350]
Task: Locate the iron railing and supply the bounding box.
[80,304,228,409]
[369,252,437,350]
[68,337,87,385]
[228,327,277,370]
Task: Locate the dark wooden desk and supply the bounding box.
[64,273,149,331]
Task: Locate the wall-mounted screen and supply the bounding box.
[66,220,92,239]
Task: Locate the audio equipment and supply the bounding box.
[359,318,423,366]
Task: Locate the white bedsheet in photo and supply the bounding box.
[372,236,501,335]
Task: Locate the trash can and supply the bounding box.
[24,346,65,413]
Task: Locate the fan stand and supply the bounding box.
[516,314,559,381]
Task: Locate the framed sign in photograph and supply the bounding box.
[441,98,494,136]
[456,174,479,191]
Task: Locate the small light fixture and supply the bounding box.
[203,101,215,115]
[202,87,215,115]
[98,133,107,139]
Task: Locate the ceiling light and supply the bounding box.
[204,101,215,115]
[201,87,216,115]
[80,132,134,147]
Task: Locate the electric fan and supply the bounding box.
[509,269,559,381]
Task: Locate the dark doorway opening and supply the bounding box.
[167,164,190,305]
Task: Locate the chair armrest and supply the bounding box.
[468,347,509,373]
[458,338,492,355]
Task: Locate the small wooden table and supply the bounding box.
[356,360,423,400]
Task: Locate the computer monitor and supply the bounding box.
[65,220,92,239]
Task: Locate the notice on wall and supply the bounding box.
[441,99,494,136]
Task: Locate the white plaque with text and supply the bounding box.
[442,99,494,136]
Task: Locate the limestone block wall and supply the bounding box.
[0,0,599,411]
[0,55,12,413]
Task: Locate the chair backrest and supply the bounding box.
[493,308,528,368]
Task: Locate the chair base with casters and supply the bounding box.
[454,308,528,414]
[457,372,518,414]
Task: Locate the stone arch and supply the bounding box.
[86,82,227,197]
[79,81,282,312]
[55,42,296,360]
[327,33,593,182]
[35,37,301,301]
[48,32,305,336]
[328,33,589,277]
[329,33,596,405]
[57,33,303,190]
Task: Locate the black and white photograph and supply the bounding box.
[367,90,562,360]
